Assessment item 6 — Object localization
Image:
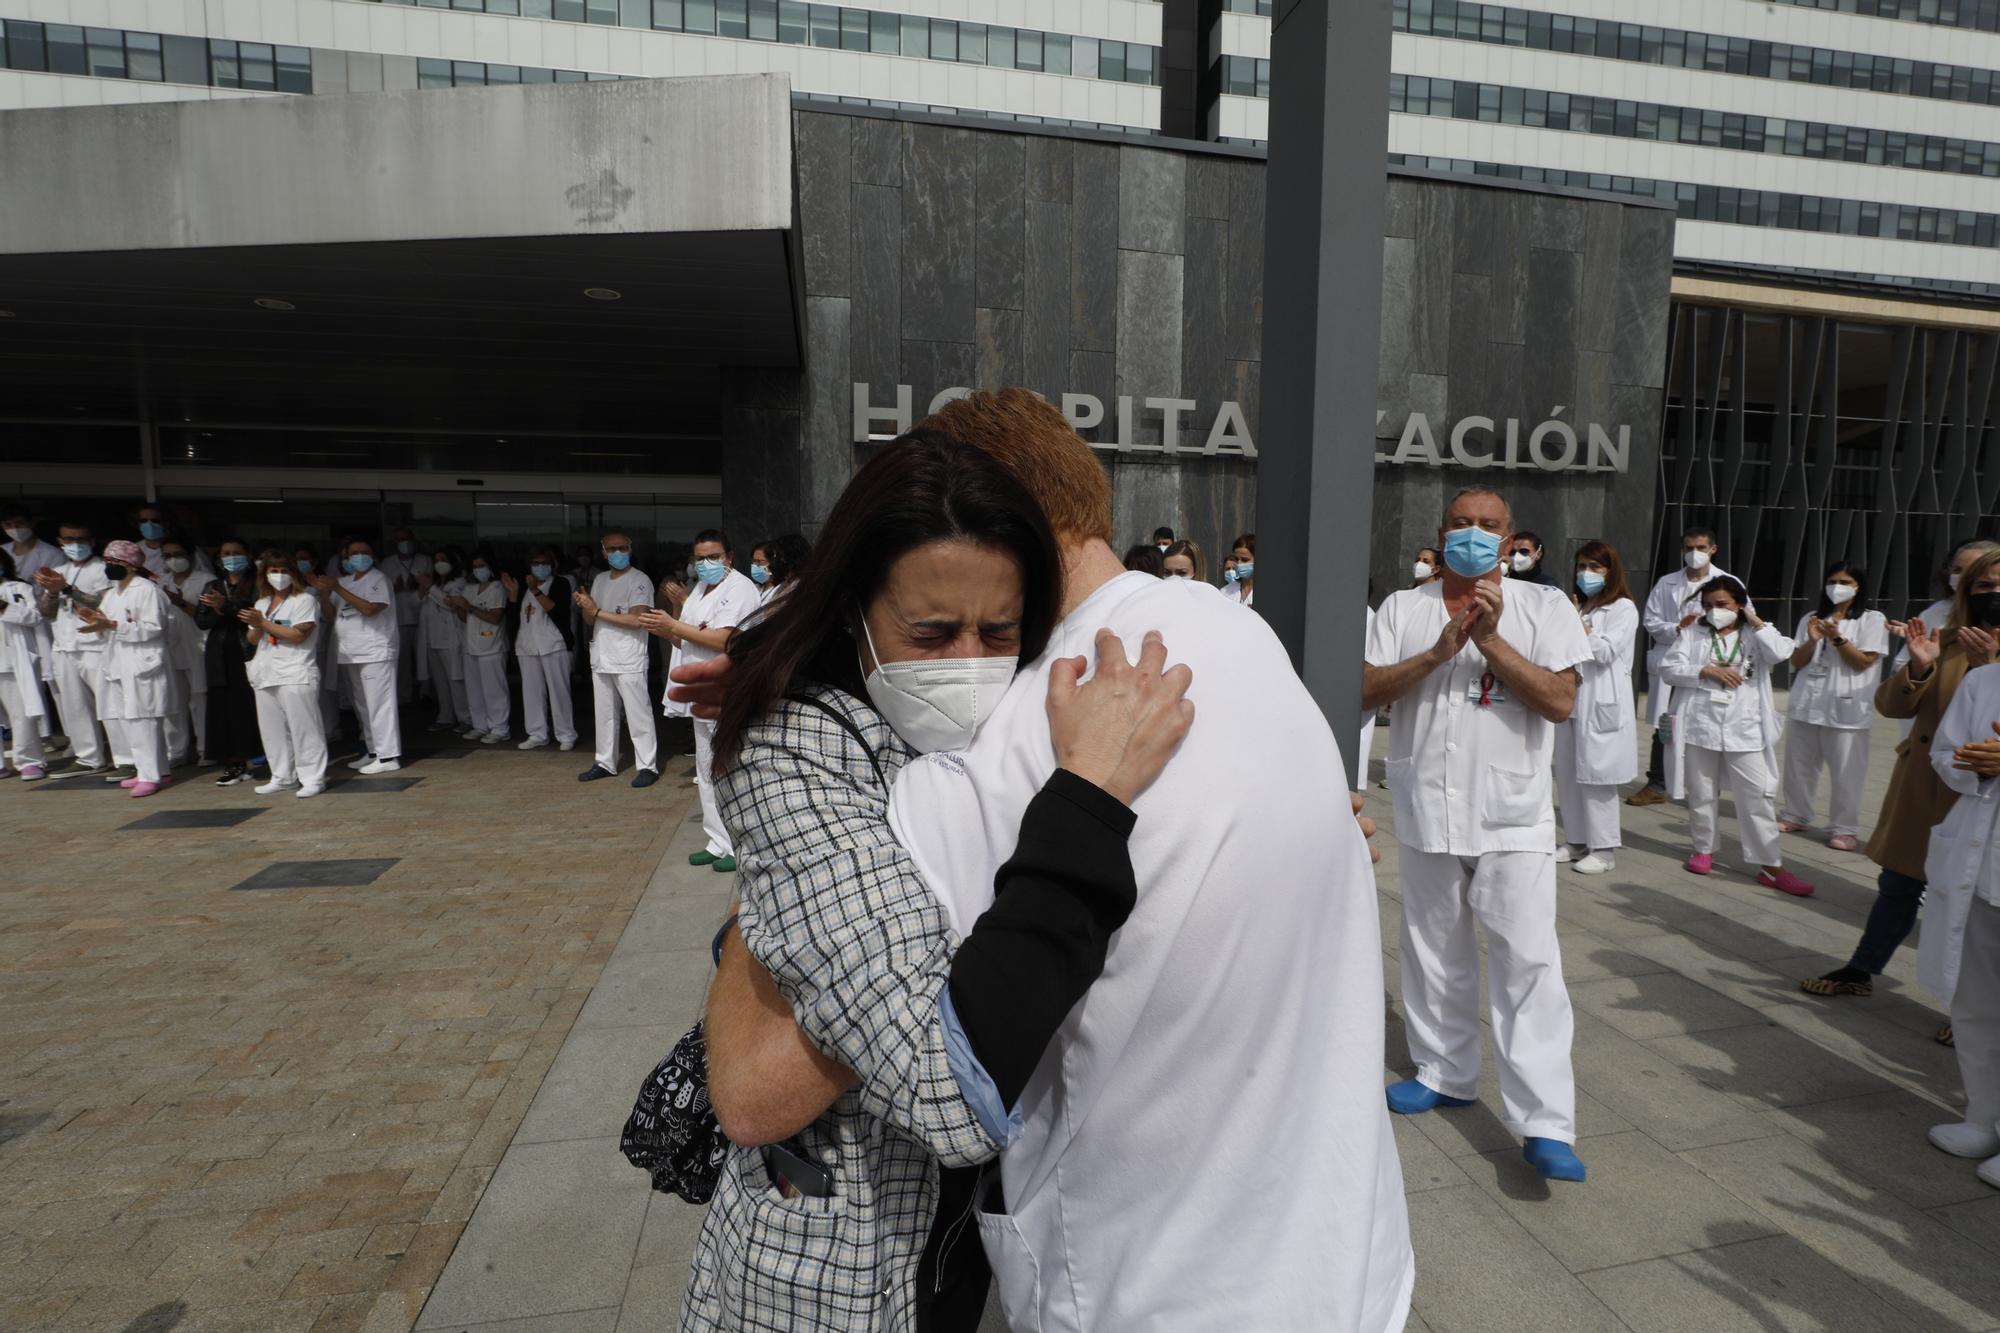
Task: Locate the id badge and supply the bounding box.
[1467,671,1511,707]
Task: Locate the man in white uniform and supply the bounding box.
[574,532,659,788]
[1364,485,1592,1183]
[32,522,113,772]
[640,529,759,870]
[134,505,214,579]
[316,539,401,774]
[890,393,1411,1332]
[378,528,425,705]
[1630,526,1731,806]
[3,510,63,583]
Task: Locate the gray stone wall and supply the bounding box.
[752,108,1676,599]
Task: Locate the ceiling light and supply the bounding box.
[253,297,296,311]
[583,287,622,301]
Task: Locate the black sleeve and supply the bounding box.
[945,767,1138,1107]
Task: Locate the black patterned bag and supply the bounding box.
[618,1020,730,1203]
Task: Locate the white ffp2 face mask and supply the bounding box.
[1708,607,1739,630]
[1685,549,1712,571]
[859,617,1016,754]
[1412,561,1434,582]
[1825,583,1857,606]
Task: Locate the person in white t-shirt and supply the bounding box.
[157,538,215,768]
[682,391,1413,1333]
[417,546,471,734]
[1365,486,1593,1183]
[505,549,577,751]
[641,529,761,870]
[1631,527,1734,806]
[242,553,327,797]
[452,551,512,743]
[32,521,113,772]
[1660,576,1814,896]
[75,541,174,796]
[377,528,425,706]
[3,509,63,585]
[313,539,401,775]
[574,532,659,787]
[1779,562,1889,851]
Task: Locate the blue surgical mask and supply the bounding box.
[531,563,553,580]
[139,521,165,541]
[1224,568,1239,584]
[1234,562,1255,582]
[397,539,415,555]
[297,557,314,573]
[472,567,493,583]
[606,550,631,571]
[1442,526,1502,578]
[221,555,251,574]
[694,558,726,587]
[62,542,91,561]
[348,553,374,574]
[1577,571,1606,598]
[749,563,770,586]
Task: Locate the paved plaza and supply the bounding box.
[6,706,2000,1332]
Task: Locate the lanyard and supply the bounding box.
[265,594,285,647]
[1709,631,1743,667]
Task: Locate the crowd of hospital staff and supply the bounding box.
[0,508,806,842]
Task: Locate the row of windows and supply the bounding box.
[1385,153,2000,249]
[1222,0,1275,14]
[0,20,312,91]
[416,57,615,84]
[795,90,1154,136]
[1763,0,2000,35]
[1393,0,2000,108]
[1387,73,2000,178]
[364,0,1163,86]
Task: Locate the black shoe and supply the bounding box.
[631,769,661,789]
[215,765,249,787]
[578,765,614,782]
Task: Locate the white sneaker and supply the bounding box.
[558,740,576,752]
[1573,853,1615,875]
[481,732,504,745]
[255,779,299,795]
[1555,845,1573,863]
[518,738,549,751]
[359,757,402,775]
[1930,1122,2000,1159]
[346,754,375,771]
[458,728,481,740]
[295,784,325,799]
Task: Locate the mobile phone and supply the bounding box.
[763,1142,834,1199]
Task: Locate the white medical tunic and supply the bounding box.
[662,568,760,714]
[333,568,398,666]
[1366,580,1592,856]
[890,571,1412,1333]
[1787,610,1889,730]
[588,569,652,675]
[245,591,322,690]
[1661,624,1793,754]
[1642,564,1736,719]
[95,577,171,720]
[1563,597,1640,786]
[461,580,509,658]
[49,557,112,656]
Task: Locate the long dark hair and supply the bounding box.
[1698,574,1751,629]
[711,429,1063,774]
[1573,539,1632,612]
[766,533,812,586]
[1815,561,1866,619]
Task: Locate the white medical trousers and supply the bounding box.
[254,684,327,788]
[1953,895,2000,1136]
[164,666,207,764]
[1685,744,1782,866]
[427,647,468,726]
[104,716,167,783]
[463,654,511,736]
[591,671,656,774]
[342,660,401,761]
[1553,742,1622,852]
[1397,845,1576,1142]
[693,716,732,857]
[0,672,45,766]
[520,650,576,744]
[51,649,107,767]
[1779,721,1870,837]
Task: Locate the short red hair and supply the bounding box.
[919,388,1114,545]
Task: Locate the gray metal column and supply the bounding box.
[1257,0,1393,780]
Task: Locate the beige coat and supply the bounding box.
[1869,646,1972,880]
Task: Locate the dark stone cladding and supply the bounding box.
[721,107,1673,598]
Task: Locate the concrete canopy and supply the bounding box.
[0,75,799,437]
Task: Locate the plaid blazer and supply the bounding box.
[680,685,1000,1331]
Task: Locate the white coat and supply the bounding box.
[1920,663,2000,1006]
[162,569,216,685]
[1561,596,1640,785]
[95,577,172,721]
[1660,620,1794,800]
[1642,563,1739,723]
[1787,609,1890,729]
[0,580,48,721]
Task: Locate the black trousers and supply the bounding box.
[913,1165,993,1332]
